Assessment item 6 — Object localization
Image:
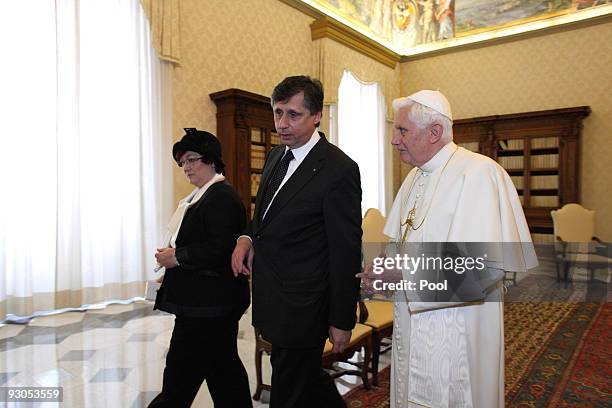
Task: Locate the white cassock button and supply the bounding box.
[398,377,403,383]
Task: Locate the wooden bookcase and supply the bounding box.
[453,106,591,239]
[210,89,279,219]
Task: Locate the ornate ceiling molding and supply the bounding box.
[310,17,400,69]
[280,0,612,64]
[279,0,399,69]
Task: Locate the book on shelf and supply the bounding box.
[531,137,558,148]
[250,174,261,197]
[531,154,558,168]
[510,176,524,189]
[250,128,264,143]
[251,145,266,169]
[531,196,558,207]
[531,175,558,189]
[498,156,524,170]
[499,139,523,150]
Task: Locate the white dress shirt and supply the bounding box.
[262,130,320,219]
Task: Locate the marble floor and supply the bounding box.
[0,302,390,408]
[1,250,608,407]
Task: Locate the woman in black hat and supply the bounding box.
[149,128,252,407]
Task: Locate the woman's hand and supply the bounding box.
[155,247,178,268]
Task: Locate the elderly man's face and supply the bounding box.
[392,105,434,167]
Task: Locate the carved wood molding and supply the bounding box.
[310,17,400,69]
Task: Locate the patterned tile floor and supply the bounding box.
[0,251,608,407]
[0,302,388,407]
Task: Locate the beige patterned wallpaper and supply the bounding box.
[172,0,401,202]
[173,0,315,200]
[399,20,612,240]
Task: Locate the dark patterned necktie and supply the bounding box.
[260,150,294,220]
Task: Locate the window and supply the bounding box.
[0,0,171,320]
[337,70,392,215]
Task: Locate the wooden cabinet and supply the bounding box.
[453,106,590,239]
[210,89,279,219]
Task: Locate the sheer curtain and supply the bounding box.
[337,70,392,216]
[0,0,172,320]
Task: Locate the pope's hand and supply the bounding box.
[356,255,402,296]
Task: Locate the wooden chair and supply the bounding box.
[357,300,393,386]
[252,328,272,401]
[360,208,394,386]
[321,321,372,390]
[252,321,373,400]
[551,204,611,282]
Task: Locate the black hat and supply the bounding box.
[172,128,222,164]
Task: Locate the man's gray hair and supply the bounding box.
[392,97,453,143]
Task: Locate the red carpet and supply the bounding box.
[344,366,390,408]
[343,302,611,407]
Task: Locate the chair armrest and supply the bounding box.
[357,301,369,324]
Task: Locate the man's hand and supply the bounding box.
[155,247,178,268]
[231,237,254,277]
[329,326,352,353]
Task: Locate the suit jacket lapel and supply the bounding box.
[253,146,284,228]
[259,136,328,231]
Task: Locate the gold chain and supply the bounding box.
[400,146,459,243]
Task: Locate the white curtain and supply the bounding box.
[337,70,391,216]
[0,0,173,320]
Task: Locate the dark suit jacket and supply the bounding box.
[155,181,250,319]
[250,134,362,348]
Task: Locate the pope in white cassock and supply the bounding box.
[361,90,538,408]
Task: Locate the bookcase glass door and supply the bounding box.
[248,127,281,218]
[210,89,279,221]
[453,106,590,243]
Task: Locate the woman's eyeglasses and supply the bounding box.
[178,156,203,167]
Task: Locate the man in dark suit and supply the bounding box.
[232,76,362,408]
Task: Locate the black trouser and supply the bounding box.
[148,315,252,408]
[269,342,346,408]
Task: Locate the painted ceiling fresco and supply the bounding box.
[301,0,611,55]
